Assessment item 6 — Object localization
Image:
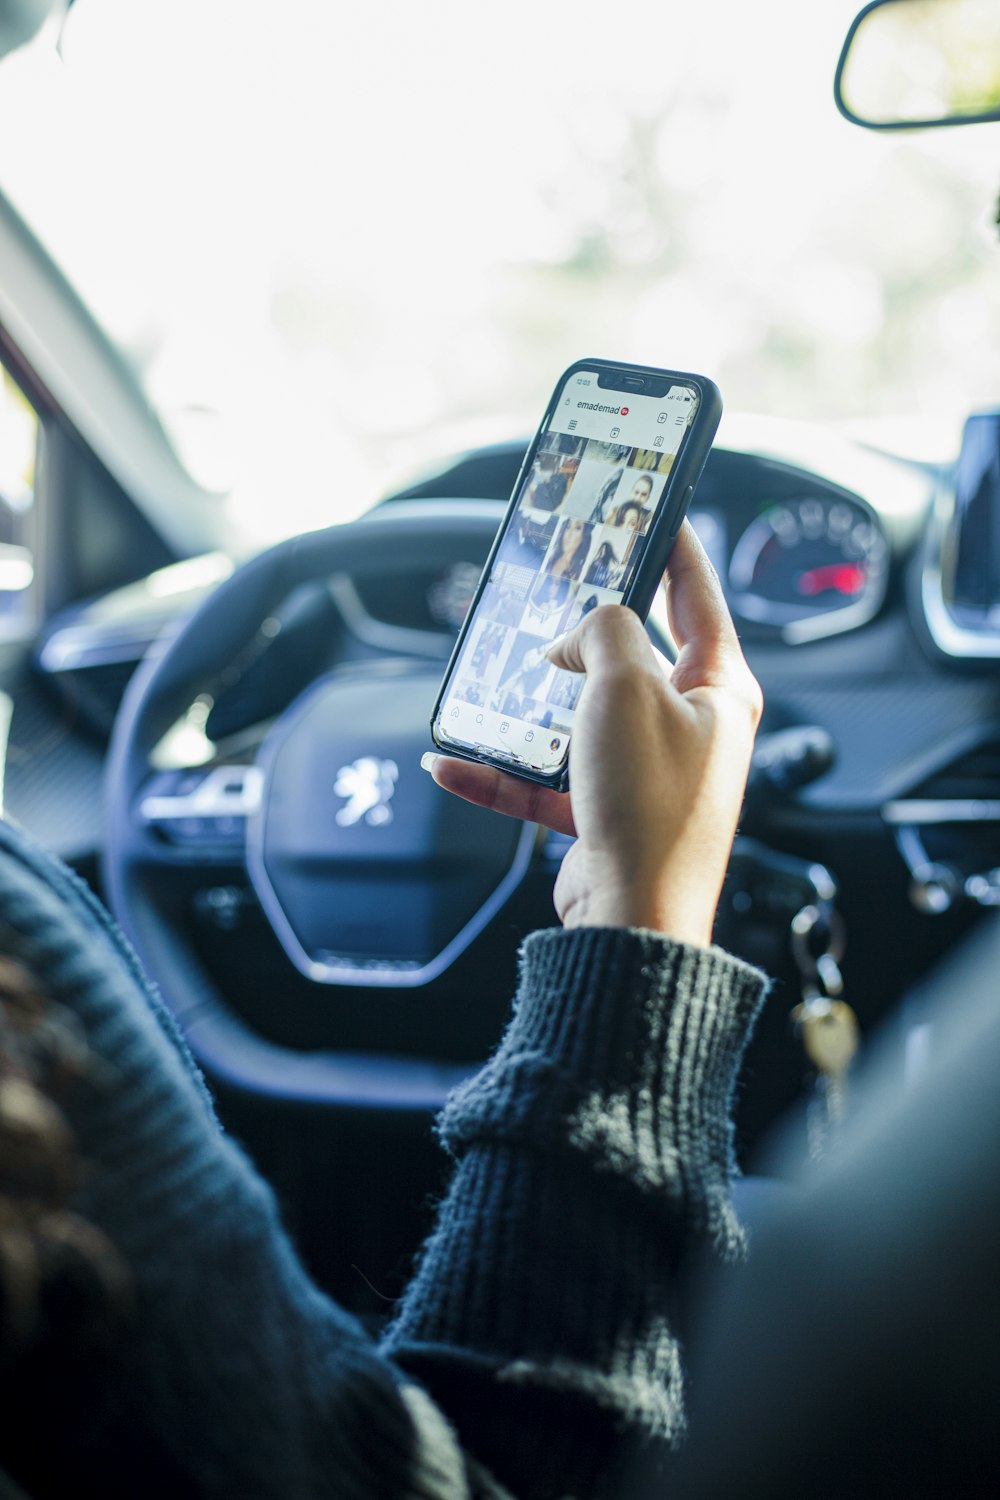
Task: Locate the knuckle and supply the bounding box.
[586,603,637,639]
[717,646,763,727]
[579,604,649,670]
[711,664,763,743]
[743,667,764,727]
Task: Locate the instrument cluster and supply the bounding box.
[688,450,893,645]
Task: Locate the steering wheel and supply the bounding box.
[103,500,537,1109]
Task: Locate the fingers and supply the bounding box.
[546,603,654,679]
[544,522,761,720]
[544,523,738,685]
[420,753,576,836]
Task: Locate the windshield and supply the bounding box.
[2,0,1000,542]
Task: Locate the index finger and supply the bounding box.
[545,601,657,679]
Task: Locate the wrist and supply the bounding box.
[564,881,715,948]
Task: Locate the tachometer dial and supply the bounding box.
[729,495,888,642]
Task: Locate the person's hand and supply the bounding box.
[422,523,762,947]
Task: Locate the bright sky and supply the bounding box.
[2,0,1000,539]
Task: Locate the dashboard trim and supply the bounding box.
[327,574,454,657]
[883,798,1000,825]
[919,433,1000,660]
[920,542,1000,660]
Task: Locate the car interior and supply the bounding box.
[1,0,999,1463]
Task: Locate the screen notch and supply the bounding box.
[596,368,672,397]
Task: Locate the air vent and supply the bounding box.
[883,736,1000,829]
[910,742,1000,802]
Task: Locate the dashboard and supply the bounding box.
[11,421,1000,1159]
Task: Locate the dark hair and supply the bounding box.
[0,957,131,1370]
[614,500,645,528]
[549,518,593,581]
[531,573,567,608]
[584,541,621,587]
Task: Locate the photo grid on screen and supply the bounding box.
[448,433,675,742]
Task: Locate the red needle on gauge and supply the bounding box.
[796,563,866,597]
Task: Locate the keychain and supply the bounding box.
[789,902,860,1161]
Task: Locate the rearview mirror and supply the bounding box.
[835,0,1000,130]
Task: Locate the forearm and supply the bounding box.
[383,927,768,1495]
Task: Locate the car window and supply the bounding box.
[1,0,1000,542]
[0,366,37,632]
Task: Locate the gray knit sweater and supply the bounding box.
[0,818,766,1499]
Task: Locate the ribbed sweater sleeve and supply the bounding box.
[382,927,768,1497]
[1,818,766,1500]
[0,819,488,1500]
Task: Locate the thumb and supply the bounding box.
[664,522,747,693]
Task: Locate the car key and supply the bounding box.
[789,902,860,1160]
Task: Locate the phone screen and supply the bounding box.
[434,367,702,778]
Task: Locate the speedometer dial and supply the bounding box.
[728,495,888,643]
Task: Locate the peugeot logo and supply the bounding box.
[333,757,399,827]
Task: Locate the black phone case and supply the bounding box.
[430,357,723,792]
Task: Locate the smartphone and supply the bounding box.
[430,358,722,791]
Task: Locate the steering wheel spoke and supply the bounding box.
[135,764,261,870]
